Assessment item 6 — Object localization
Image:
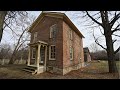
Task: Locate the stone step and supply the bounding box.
[24,67,36,71]
[22,68,37,75]
[22,68,34,73]
[27,66,37,69]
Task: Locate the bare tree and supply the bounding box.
[89,43,100,53]
[0,11,27,43]
[84,11,120,73]
[0,43,12,65]
[8,14,35,64]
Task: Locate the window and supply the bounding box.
[69,29,72,40]
[49,45,56,60]
[33,32,37,42]
[32,48,36,59]
[70,47,73,60]
[50,24,57,38]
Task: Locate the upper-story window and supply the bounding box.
[33,32,37,42]
[50,24,57,38]
[69,29,72,40]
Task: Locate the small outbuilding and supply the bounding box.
[83,47,91,62]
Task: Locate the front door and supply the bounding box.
[40,45,45,65]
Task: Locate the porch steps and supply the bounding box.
[22,66,37,75]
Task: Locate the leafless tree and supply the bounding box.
[8,14,35,64]
[83,11,120,73]
[89,43,100,53]
[0,11,27,43]
[0,43,12,65]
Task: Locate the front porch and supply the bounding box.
[25,41,48,74]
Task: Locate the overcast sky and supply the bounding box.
[1,11,120,52]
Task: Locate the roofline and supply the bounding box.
[28,12,85,38]
[63,13,84,38]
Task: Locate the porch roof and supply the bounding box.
[28,40,48,46]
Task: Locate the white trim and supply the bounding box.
[69,29,72,40]
[49,45,56,60]
[27,46,31,66]
[32,47,36,59]
[50,27,53,38]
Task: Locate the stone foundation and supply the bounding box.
[46,66,63,75]
[37,66,46,74]
[63,62,84,75]
[46,62,85,75]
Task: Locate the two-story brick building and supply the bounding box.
[25,12,85,75]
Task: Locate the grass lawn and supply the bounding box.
[0,60,119,79]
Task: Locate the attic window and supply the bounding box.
[50,24,57,38]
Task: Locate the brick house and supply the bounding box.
[25,12,85,75]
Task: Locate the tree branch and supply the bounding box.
[93,30,107,50]
[114,46,120,54]
[86,11,103,27]
[99,27,104,35]
[112,34,120,37]
[4,22,19,36]
[112,39,117,44]
[112,24,120,33]
[110,12,120,28]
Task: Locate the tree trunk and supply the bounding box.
[9,51,16,64]
[0,11,7,43]
[105,32,118,73]
[9,56,15,64]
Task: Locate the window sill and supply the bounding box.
[49,58,56,60]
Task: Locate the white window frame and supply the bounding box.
[49,45,56,60]
[70,29,72,40]
[50,24,57,38]
[32,47,36,59]
[70,46,73,60]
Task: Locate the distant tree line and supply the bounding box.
[90,50,120,61]
[0,43,28,61]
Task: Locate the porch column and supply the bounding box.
[27,46,31,66]
[44,45,47,71]
[37,44,41,69]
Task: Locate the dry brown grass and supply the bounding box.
[0,61,119,79]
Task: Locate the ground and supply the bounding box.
[0,60,119,79]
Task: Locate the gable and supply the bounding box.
[28,12,84,38]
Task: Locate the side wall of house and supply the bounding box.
[63,21,84,75]
[30,16,63,74]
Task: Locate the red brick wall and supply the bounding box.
[29,15,84,71]
[63,21,84,68]
[30,16,63,69]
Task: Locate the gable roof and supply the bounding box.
[28,12,84,38]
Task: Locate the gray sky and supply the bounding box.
[1,11,120,52]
